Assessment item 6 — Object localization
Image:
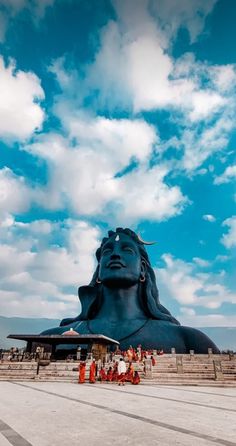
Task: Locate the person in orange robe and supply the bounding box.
[125,363,134,382]
[89,360,96,383]
[106,366,113,382]
[127,347,133,362]
[99,367,107,382]
[78,361,86,384]
[132,371,140,385]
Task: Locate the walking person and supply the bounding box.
[78,361,86,384]
[89,359,96,383]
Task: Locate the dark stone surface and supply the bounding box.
[41,228,219,353]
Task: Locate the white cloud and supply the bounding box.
[203,214,216,222]
[86,19,225,118]
[0,219,101,318]
[189,90,225,121]
[214,165,236,185]
[211,65,236,92]
[24,116,187,223]
[0,56,45,140]
[157,254,236,308]
[67,114,157,166]
[215,255,230,262]
[0,168,32,219]
[115,165,187,223]
[177,114,234,171]
[79,0,226,122]
[178,313,236,328]
[180,307,196,316]
[221,217,236,248]
[48,4,235,178]
[149,0,217,43]
[193,257,210,267]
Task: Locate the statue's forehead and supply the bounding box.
[103,232,138,247]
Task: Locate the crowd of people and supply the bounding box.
[78,357,141,385]
[77,344,163,385]
[112,345,164,363]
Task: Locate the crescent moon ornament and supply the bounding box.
[137,233,156,245]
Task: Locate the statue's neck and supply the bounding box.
[96,283,146,322]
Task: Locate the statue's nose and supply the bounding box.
[110,252,121,260]
[110,244,121,259]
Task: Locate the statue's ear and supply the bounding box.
[141,260,147,276]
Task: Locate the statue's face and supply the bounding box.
[98,233,145,287]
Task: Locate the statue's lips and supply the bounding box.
[107,261,125,269]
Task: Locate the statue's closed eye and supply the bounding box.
[102,247,112,255]
[122,246,134,253]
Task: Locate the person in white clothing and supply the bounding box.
[118,358,126,386]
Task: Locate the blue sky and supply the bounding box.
[0,0,235,327]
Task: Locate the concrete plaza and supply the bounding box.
[0,381,235,446]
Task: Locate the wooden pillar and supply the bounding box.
[51,344,56,361]
[26,341,32,353]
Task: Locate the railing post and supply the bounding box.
[208,348,213,358]
[171,347,176,356]
[213,360,224,380]
[144,358,153,378]
[176,355,183,373]
[190,350,195,360]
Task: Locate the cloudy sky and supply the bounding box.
[0,0,235,327]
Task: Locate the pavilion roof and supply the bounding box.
[7,334,119,345]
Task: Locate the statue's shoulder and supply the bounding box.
[149,319,182,332]
[40,326,66,335]
[180,325,220,353]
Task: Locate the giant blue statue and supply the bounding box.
[42,228,219,353]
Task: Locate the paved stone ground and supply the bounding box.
[0,381,235,446]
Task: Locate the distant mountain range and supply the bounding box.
[0,315,235,351]
[0,316,60,349]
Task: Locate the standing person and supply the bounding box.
[78,361,86,384]
[118,357,126,386]
[127,346,133,362]
[151,355,156,366]
[137,345,142,362]
[35,346,41,360]
[112,362,119,382]
[89,359,96,383]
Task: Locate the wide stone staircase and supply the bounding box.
[0,354,235,386]
[147,354,236,385]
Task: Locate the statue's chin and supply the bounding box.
[101,276,138,289]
